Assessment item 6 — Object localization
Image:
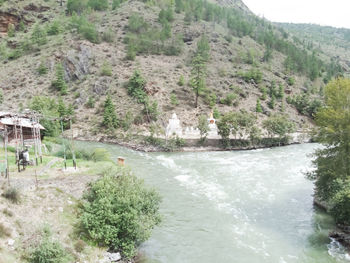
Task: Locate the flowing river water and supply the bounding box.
[78,142,350,263]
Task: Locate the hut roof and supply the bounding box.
[0,117,45,130]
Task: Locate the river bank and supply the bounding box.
[75,131,312,153]
[314,198,350,252]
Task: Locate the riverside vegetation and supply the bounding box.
[0,138,161,262]
[308,78,350,229]
[0,0,349,150]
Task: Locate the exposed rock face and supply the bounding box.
[93,77,112,95]
[23,4,50,12]
[63,45,92,81]
[212,0,252,13]
[0,12,20,33]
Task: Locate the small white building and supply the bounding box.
[166,113,183,137]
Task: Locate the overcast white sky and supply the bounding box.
[242,0,350,29]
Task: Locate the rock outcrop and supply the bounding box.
[63,45,92,81]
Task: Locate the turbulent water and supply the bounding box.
[78,142,350,263]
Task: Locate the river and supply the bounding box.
[78,142,350,263]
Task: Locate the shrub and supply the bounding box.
[127,70,147,103]
[142,98,159,122]
[37,61,48,75]
[85,96,95,108]
[100,61,112,76]
[67,0,87,14]
[90,148,111,162]
[170,93,179,106]
[331,186,350,225]
[178,75,185,86]
[52,64,68,95]
[221,93,237,106]
[112,0,123,10]
[2,188,20,204]
[88,0,108,11]
[81,22,99,43]
[47,21,62,36]
[287,77,295,86]
[7,23,15,37]
[102,28,115,43]
[31,24,47,46]
[80,170,161,258]
[121,111,133,131]
[239,68,262,84]
[28,229,72,263]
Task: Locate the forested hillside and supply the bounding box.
[0,0,347,147]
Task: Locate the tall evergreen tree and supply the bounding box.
[190,55,206,108]
[103,95,119,130]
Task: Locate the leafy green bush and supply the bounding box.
[331,183,350,225]
[69,13,100,43]
[37,61,48,75]
[178,75,185,86]
[80,170,161,258]
[286,93,322,118]
[239,68,262,84]
[142,98,159,122]
[127,70,147,103]
[7,23,15,37]
[100,61,112,76]
[28,227,72,263]
[263,114,295,140]
[85,96,95,108]
[67,0,87,14]
[220,93,237,106]
[47,20,62,36]
[287,77,295,86]
[88,0,108,10]
[112,0,124,10]
[170,93,179,105]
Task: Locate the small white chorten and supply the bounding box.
[166,113,183,137]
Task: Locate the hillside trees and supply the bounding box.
[189,35,210,108]
[102,95,119,130]
[52,63,68,95]
[190,55,206,108]
[309,78,350,224]
[263,114,295,141]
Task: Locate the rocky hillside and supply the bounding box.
[0,0,348,144]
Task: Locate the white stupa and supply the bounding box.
[207,111,218,136]
[166,113,183,137]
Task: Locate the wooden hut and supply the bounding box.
[0,112,45,145]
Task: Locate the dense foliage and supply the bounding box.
[28,227,72,263]
[309,78,350,224]
[30,96,74,136]
[102,95,119,130]
[80,169,161,258]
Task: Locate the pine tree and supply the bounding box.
[269,94,275,109]
[103,95,119,130]
[190,55,206,108]
[52,64,68,95]
[256,98,263,113]
[31,24,47,46]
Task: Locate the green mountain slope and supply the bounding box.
[0,0,347,145]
